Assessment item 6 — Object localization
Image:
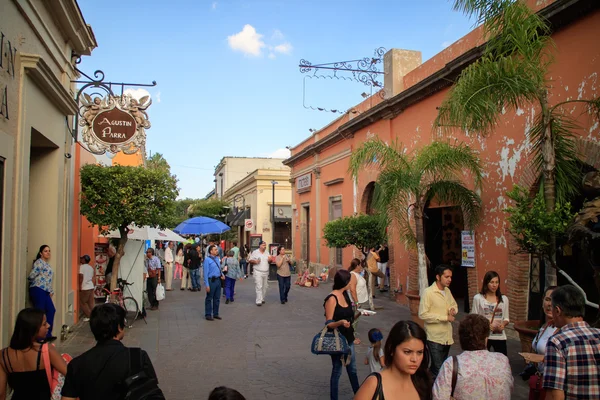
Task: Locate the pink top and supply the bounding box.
[432,350,513,400]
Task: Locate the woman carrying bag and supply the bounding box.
[323,270,360,400]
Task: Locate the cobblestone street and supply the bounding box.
[59,277,529,399]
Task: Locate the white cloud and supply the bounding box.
[272,29,284,41]
[274,42,293,54]
[155,91,161,103]
[123,88,151,101]
[268,148,291,158]
[227,25,265,57]
[211,1,217,10]
[268,53,276,59]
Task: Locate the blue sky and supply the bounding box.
[77,0,474,199]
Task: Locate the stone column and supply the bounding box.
[314,167,321,265]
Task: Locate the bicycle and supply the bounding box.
[102,278,142,328]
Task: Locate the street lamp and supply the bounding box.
[271,180,278,243]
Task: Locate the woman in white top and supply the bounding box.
[348,258,368,345]
[518,286,558,400]
[470,271,510,356]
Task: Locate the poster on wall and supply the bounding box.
[461,231,476,267]
[94,243,109,298]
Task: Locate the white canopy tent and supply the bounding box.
[100,226,185,310]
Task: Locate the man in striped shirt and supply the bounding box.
[543,285,600,399]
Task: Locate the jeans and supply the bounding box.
[428,340,451,379]
[224,277,236,300]
[277,275,291,303]
[29,287,55,338]
[205,278,221,317]
[190,268,201,289]
[146,276,158,308]
[330,343,359,400]
[240,259,248,275]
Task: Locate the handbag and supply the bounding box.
[155,283,165,301]
[450,356,459,400]
[42,343,72,400]
[311,321,350,356]
[528,372,546,400]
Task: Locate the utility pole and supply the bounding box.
[271,180,278,243]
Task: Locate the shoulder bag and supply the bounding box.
[41,343,72,400]
[123,348,165,400]
[310,320,350,356]
[450,356,459,399]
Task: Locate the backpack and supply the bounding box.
[122,348,165,400]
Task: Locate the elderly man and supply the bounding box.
[543,285,600,399]
[248,241,273,306]
[144,248,162,310]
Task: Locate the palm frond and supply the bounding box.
[425,180,483,228]
[348,138,408,179]
[530,112,582,203]
[415,141,484,190]
[435,55,543,135]
[452,0,510,26]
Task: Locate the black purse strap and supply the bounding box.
[370,372,384,400]
[128,347,143,376]
[451,356,459,397]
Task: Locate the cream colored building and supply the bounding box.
[214,157,289,199]
[223,167,292,249]
[0,0,96,344]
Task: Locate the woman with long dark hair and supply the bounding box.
[324,269,360,399]
[355,320,432,400]
[470,270,510,355]
[0,308,67,399]
[275,246,292,304]
[518,286,557,400]
[28,245,56,341]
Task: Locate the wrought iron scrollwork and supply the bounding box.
[299,47,386,88]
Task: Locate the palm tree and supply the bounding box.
[435,0,600,286]
[349,139,484,296]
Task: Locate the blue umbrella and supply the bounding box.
[174,216,231,235]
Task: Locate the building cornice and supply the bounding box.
[46,0,97,55]
[283,0,598,167]
[21,53,78,115]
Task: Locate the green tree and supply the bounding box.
[435,0,600,286]
[80,164,179,293]
[323,213,387,309]
[505,185,598,311]
[146,152,171,174]
[189,198,231,220]
[349,139,483,296]
[323,214,386,255]
[172,198,197,228]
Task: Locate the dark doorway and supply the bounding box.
[424,206,469,311]
[302,205,310,267]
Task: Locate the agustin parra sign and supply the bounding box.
[79,93,151,155]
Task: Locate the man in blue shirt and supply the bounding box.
[204,245,225,321]
[144,248,162,310]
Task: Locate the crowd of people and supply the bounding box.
[3,242,599,399]
[321,261,600,400]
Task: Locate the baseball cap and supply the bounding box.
[80,255,91,263]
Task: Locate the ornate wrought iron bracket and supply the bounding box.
[70,62,156,143]
[299,47,386,88]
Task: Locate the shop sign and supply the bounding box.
[461,231,476,267]
[244,219,254,231]
[80,94,151,155]
[297,173,311,192]
[0,30,18,121]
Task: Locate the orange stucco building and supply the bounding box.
[285,0,600,325]
[70,144,144,322]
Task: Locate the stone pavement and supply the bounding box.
[59,278,529,399]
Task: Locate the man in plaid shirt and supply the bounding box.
[543,285,600,399]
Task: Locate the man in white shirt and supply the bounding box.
[248,241,272,306]
[79,255,95,321]
[164,241,174,291]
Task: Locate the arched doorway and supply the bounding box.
[361,182,376,215]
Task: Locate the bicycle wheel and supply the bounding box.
[122,297,140,327]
